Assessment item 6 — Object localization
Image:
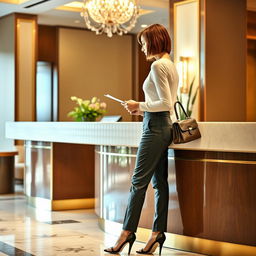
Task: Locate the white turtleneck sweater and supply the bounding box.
[139,58,179,118]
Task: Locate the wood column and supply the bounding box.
[15,13,37,122]
[247,11,256,121]
[203,0,247,121]
[170,0,247,121]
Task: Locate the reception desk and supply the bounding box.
[5,122,256,256]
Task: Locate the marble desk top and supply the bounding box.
[5,121,256,153]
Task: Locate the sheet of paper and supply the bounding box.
[104,94,125,104]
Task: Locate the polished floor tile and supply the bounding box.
[0,186,205,256]
[0,252,9,256]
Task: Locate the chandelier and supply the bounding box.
[80,0,140,37]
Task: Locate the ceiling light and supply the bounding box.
[80,0,140,37]
[141,24,148,28]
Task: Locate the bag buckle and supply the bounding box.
[188,126,193,135]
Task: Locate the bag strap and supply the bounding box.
[174,101,189,120]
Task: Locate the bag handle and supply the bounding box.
[174,101,189,120]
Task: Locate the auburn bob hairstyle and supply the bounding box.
[137,24,171,60]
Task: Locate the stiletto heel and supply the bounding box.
[104,232,136,254]
[159,241,164,255]
[136,232,166,255]
[128,239,135,255]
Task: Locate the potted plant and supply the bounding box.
[177,77,199,120]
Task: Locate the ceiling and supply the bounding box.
[0,0,169,34]
[0,0,255,34]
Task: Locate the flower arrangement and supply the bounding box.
[67,96,107,121]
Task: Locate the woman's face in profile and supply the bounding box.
[140,36,147,56]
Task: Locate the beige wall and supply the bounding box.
[58,28,133,121]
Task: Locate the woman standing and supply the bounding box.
[104,24,179,255]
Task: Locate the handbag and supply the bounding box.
[172,101,201,144]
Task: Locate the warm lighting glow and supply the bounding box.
[179,56,191,94]
[0,0,31,4]
[65,1,83,8]
[80,0,140,37]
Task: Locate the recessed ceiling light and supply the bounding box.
[141,24,148,28]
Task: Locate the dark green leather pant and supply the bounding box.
[123,111,172,232]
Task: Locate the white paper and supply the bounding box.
[104,94,125,104]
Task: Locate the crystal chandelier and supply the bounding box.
[81,0,140,37]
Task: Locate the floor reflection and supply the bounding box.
[0,185,205,256]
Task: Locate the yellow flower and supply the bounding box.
[77,98,83,106]
[91,97,97,104]
[83,100,90,106]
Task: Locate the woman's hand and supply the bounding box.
[130,110,143,116]
[122,100,140,114]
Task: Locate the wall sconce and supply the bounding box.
[179,56,191,94]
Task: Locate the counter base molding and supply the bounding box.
[26,196,94,211]
[99,218,256,256]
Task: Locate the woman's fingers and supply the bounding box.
[121,100,139,113]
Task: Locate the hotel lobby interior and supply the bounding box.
[0,0,256,255]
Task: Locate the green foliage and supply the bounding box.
[177,77,199,120]
[67,96,107,121]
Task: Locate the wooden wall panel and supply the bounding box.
[38,25,57,63]
[52,143,95,200]
[247,11,256,38]
[173,150,256,246]
[247,40,256,121]
[15,14,37,122]
[204,0,247,121]
[247,11,256,121]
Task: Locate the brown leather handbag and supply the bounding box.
[172,101,201,144]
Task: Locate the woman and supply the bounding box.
[104,24,179,255]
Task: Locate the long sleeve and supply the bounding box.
[139,61,173,112]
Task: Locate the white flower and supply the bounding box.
[89,103,96,109]
[100,102,107,109]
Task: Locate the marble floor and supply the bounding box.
[0,186,205,256]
